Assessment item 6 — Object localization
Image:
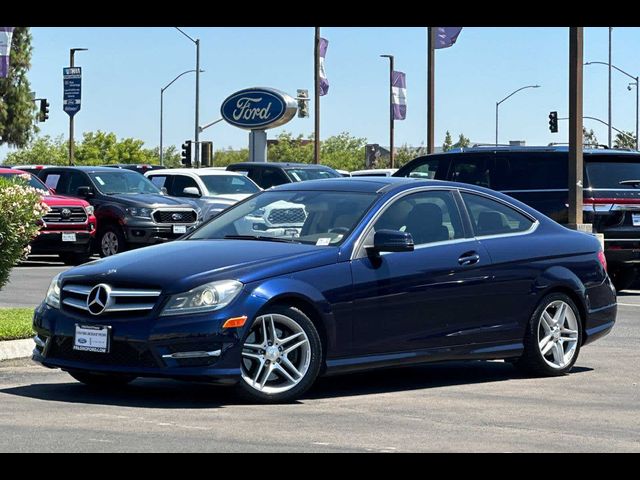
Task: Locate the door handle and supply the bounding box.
[458,252,480,266]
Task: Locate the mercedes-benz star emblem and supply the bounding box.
[87,284,111,316]
[172,213,183,221]
[61,208,72,219]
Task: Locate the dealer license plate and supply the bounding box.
[633,213,640,227]
[173,225,187,234]
[73,324,110,353]
[62,233,77,242]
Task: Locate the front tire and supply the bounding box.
[237,305,322,403]
[514,293,582,377]
[99,226,126,257]
[68,371,136,387]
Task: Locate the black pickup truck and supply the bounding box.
[38,166,200,257]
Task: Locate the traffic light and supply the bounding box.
[201,141,213,167]
[549,111,558,133]
[39,99,50,122]
[181,140,192,167]
[297,89,309,118]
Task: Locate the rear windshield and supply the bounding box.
[0,172,49,193]
[586,158,640,189]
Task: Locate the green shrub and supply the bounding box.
[0,175,50,290]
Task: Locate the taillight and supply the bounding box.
[598,251,608,272]
[584,197,640,205]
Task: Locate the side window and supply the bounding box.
[404,157,448,179]
[373,190,464,246]
[42,173,62,191]
[66,172,91,196]
[169,175,200,196]
[149,175,168,189]
[462,192,534,237]
[260,168,288,188]
[451,156,490,188]
[492,154,568,191]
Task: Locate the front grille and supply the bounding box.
[153,210,197,224]
[61,283,161,317]
[43,206,87,224]
[267,208,306,225]
[48,337,157,368]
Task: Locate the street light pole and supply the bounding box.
[585,61,639,149]
[160,69,202,166]
[495,84,541,146]
[380,54,394,168]
[175,28,201,168]
[608,27,613,148]
[68,48,87,165]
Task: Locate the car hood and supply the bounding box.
[63,239,339,294]
[42,194,89,207]
[105,193,196,209]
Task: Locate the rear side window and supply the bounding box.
[462,192,534,237]
[491,154,568,190]
[451,156,491,188]
[398,156,448,179]
[42,173,62,190]
[260,168,288,188]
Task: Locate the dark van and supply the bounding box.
[395,146,640,291]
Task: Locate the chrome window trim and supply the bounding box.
[604,238,640,242]
[500,189,568,193]
[351,186,467,260]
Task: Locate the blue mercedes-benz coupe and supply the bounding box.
[33,178,617,402]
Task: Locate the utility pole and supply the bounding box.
[608,27,612,148]
[568,27,586,230]
[314,27,320,164]
[427,27,435,154]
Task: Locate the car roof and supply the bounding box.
[39,166,142,173]
[228,162,337,169]
[351,168,398,175]
[146,168,246,177]
[270,176,467,193]
[429,145,640,157]
[0,168,20,174]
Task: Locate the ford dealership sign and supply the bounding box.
[221,87,297,130]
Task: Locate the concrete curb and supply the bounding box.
[0,338,34,361]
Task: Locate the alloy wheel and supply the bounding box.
[538,300,579,369]
[241,313,311,395]
[101,231,119,256]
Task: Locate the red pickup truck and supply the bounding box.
[0,168,97,265]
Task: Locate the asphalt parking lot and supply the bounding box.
[0,258,638,452]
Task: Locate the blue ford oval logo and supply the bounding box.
[221,87,297,130]
[77,338,87,344]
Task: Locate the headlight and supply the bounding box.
[84,205,95,216]
[45,273,61,309]
[160,280,243,317]
[126,207,152,219]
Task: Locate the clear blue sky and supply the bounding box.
[2,26,640,163]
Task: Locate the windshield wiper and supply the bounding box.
[619,180,640,188]
[223,235,299,243]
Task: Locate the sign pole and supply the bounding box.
[314,27,320,164]
[69,50,75,166]
[66,48,86,165]
[427,27,435,154]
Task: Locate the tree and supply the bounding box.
[0,28,38,148]
[4,135,68,165]
[453,133,471,149]
[613,131,637,150]
[442,131,453,152]
[583,128,599,147]
[213,147,249,167]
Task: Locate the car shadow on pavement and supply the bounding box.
[304,361,594,401]
[0,361,593,407]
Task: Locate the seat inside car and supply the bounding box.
[476,211,509,236]
[405,203,450,244]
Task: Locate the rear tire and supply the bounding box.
[514,293,583,377]
[99,225,127,257]
[69,371,136,387]
[610,267,636,292]
[59,252,92,266]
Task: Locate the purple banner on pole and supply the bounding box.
[392,71,406,120]
[435,27,463,49]
[319,37,329,96]
[0,27,16,78]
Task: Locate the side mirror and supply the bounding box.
[76,186,94,198]
[182,187,201,198]
[161,187,168,195]
[369,229,414,254]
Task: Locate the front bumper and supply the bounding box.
[123,222,199,246]
[30,231,93,254]
[31,290,264,383]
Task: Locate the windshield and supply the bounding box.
[188,190,377,246]
[587,159,640,189]
[201,175,260,196]
[89,171,161,195]
[285,168,341,182]
[0,172,49,193]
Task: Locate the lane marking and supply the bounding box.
[617,303,640,307]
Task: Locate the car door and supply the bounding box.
[349,188,493,355]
